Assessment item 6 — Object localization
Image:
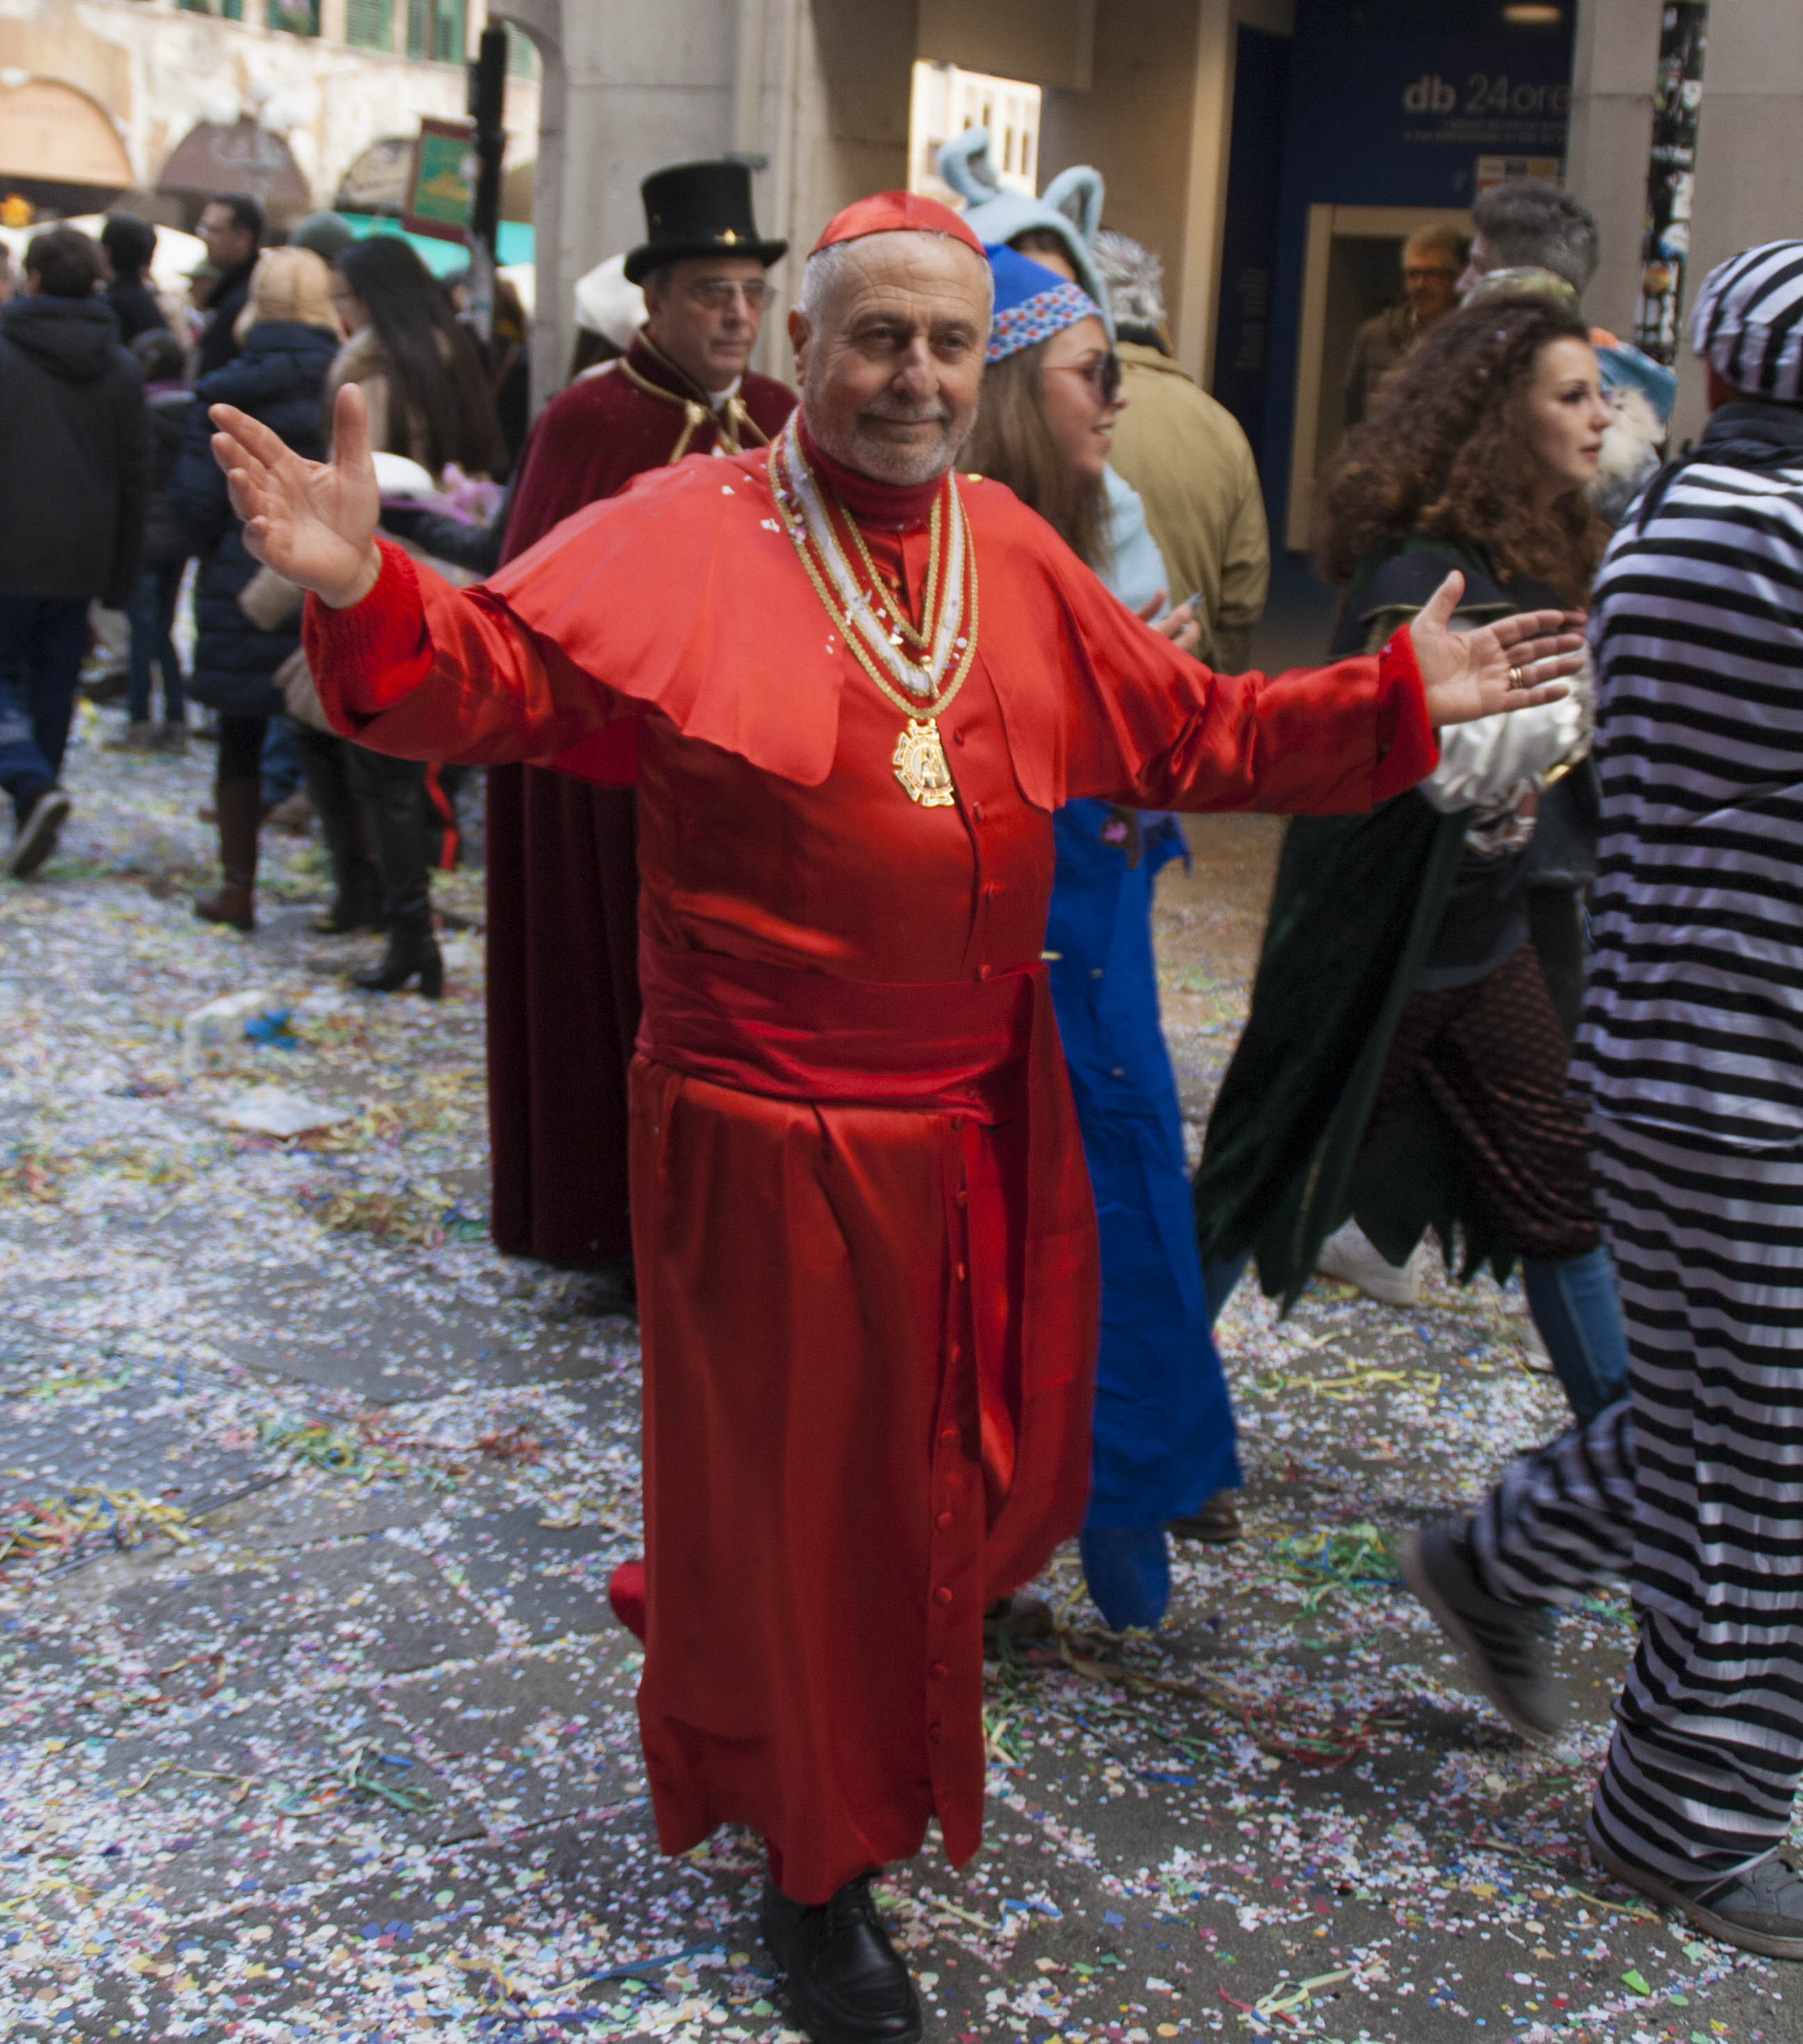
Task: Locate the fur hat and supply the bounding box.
[936,128,1111,329]
[1093,230,1167,341]
[235,246,339,341]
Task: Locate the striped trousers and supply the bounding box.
[1471,1115,1803,1882]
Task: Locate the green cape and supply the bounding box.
[1193,536,1536,1308]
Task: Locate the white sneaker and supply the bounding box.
[7,789,70,880]
[1316,1219,1424,1307]
[1518,1319,1555,1374]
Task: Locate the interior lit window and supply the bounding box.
[907,61,1043,204]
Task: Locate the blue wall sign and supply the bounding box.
[1253,0,1576,536]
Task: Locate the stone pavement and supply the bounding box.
[0,716,1795,2042]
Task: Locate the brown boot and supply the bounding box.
[193,778,261,931]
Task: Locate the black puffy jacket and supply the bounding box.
[140,387,195,572]
[172,320,339,718]
[0,296,147,606]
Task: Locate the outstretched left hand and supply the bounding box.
[1409,571,1585,728]
[1137,588,1201,657]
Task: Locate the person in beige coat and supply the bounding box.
[1092,232,1269,672]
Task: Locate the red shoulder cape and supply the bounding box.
[482,446,1428,809]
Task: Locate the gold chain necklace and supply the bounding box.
[839,492,942,656]
[769,421,979,807]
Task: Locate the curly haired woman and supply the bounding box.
[1194,293,1628,1424]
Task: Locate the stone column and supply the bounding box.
[498,0,914,412]
[1564,0,1663,344]
[1677,0,1803,434]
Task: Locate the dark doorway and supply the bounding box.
[1210,26,1290,467]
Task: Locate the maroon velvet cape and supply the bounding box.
[486,337,796,1264]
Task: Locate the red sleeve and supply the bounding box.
[302,536,620,766]
[1043,540,1439,814]
[1370,625,1437,799]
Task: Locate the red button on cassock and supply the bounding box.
[935,1511,954,1529]
[933,1586,954,1606]
[929,1661,949,1679]
[939,1428,958,1449]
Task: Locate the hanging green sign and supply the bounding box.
[404,118,475,244]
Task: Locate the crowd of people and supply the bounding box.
[0,194,515,1001]
[7,136,1802,2043]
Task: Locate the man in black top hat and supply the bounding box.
[482,159,796,1282]
[620,158,790,452]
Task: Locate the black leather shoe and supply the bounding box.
[761,1874,922,2044]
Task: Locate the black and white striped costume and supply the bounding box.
[1471,243,1803,1885]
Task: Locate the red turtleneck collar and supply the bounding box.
[796,417,944,531]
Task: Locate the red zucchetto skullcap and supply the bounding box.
[810,191,985,259]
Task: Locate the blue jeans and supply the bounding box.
[260,714,300,810]
[125,563,186,725]
[0,595,86,822]
[1523,1246,1630,1424]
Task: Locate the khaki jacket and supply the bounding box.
[1342,302,1420,428]
[1105,342,1269,672]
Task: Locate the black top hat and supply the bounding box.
[623,159,787,284]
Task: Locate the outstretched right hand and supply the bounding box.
[209,383,382,609]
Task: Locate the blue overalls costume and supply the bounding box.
[982,246,1242,1629]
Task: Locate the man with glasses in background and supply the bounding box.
[1342,221,1468,428]
[483,162,796,1296]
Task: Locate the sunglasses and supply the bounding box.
[1047,351,1124,403]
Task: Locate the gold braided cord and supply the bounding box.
[723,394,772,451]
[768,419,965,698]
[618,351,769,459]
[835,490,941,656]
[769,431,980,724]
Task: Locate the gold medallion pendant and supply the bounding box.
[769,420,981,808]
[892,719,956,806]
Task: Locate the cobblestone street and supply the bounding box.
[0,712,1795,2043]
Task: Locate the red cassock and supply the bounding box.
[306,433,1434,1904]
[488,335,796,1264]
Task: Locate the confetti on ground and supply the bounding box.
[0,714,1789,2040]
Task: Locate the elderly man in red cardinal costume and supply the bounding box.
[206,193,1582,2044]
[489,159,796,1276]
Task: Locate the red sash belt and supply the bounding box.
[636,934,1042,1118]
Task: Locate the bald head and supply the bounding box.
[789,230,992,485]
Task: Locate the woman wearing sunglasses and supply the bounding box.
[962,246,1240,1633]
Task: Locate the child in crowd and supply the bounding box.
[115,328,193,750]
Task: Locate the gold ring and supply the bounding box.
[1507,665,1528,691]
